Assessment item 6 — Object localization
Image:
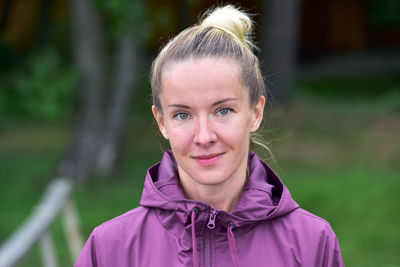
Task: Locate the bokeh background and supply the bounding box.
[1,0,399,266]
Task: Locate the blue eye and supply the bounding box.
[217,107,232,116]
[174,112,190,120]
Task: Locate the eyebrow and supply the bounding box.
[167,98,237,109]
[212,98,237,106]
[167,104,190,109]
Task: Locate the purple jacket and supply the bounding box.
[75,151,344,267]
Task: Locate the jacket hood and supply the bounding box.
[140,150,299,228]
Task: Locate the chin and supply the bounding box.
[192,169,230,185]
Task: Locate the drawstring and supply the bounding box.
[227,222,239,267]
[191,208,199,267]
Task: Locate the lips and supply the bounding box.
[193,153,224,166]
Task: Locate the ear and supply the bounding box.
[250,96,265,133]
[152,105,169,140]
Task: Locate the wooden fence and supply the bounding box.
[0,178,83,267]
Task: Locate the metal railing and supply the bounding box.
[0,177,83,267]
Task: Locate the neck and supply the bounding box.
[188,183,245,212]
[179,161,248,212]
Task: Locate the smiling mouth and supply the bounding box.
[193,153,224,166]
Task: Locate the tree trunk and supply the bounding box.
[36,0,52,50]
[262,0,301,103]
[60,0,140,180]
[60,0,106,180]
[96,35,139,174]
[0,0,14,31]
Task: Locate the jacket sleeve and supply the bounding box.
[74,228,101,267]
[318,224,345,267]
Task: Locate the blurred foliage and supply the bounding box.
[297,76,400,102]
[0,47,78,123]
[0,37,17,72]
[0,0,160,126]
[95,0,152,42]
[367,0,400,27]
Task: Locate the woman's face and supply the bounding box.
[152,57,265,189]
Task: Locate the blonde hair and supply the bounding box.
[150,5,265,111]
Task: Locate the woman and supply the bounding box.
[75,5,344,267]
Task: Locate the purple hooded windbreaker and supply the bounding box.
[75,151,344,267]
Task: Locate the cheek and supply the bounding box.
[166,125,193,153]
[217,117,252,146]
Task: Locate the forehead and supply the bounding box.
[161,57,247,106]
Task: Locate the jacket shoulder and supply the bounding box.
[75,207,155,266]
[285,208,338,237]
[94,206,150,235]
[292,208,330,223]
[102,206,147,224]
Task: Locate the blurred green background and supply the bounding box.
[1,0,399,266]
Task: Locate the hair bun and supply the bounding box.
[200,5,253,48]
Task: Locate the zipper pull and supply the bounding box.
[207,210,218,229]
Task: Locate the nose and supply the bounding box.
[193,115,217,147]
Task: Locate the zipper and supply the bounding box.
[205,230,211,267]
[207,210,218,229]
[205,209,218,266]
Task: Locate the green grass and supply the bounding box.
[1,89,400,266]
[282,168,400,267]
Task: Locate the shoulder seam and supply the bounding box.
[292,209,330,225]
[99,206,147,227]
